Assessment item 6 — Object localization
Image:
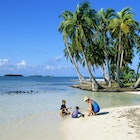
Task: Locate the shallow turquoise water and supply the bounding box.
[0,76,140,127]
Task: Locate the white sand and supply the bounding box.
[61,105,140,140]
[1,105,140,140]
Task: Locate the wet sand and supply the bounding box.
[0,113,63,140]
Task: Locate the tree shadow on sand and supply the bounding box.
[97,112,109,115]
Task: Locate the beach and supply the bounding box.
[0,112,63,140]
[0,77,140,140]
[0,105,140,140]
[61,105,140,140]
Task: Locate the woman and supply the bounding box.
[84,96,100,116]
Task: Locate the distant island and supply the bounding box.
[29,75,53,77]
[4,74,23,77]
[3,74,54,77]
[29,75,43,77]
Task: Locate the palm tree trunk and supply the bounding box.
[134,76,140,88]
[136,62,140,80]
[120,49,124,68]
[64,39,86,83]
[99,65,109,84]
[81,49,101,90]
[116,31,124,87]
[103,31,112,87]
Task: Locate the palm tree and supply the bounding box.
[59,2,101,90]
[58,11,86,83]
[72,2,102,90]
[97,8,116,87]
[63,42,88,83]
[109,7,139,87]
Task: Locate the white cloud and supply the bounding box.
[17,60,27,67]
[47,55,63,65]
[0,59,9,66]
[54,55,62,61]
[45,65,56,70]
[0,57,76,76]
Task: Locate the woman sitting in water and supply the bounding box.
[84,96,100,116]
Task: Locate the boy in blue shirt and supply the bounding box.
[71,106,84,118]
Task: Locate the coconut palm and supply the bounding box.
[97,8,116,87]
[109,7,139,87]
[58,11,86,83]
[71,2,102,90]
[59,2,101,90]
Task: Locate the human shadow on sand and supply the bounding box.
[97,112,109,115]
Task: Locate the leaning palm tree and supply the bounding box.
[72,2,102,90]
[63,42,88,83]
[97,8,116,87]
[59,2,101,90]
[58,11,86,83]
[109,7,139,87]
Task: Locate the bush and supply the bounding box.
[120,66,135,83]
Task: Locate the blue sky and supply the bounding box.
[0,0,139,76]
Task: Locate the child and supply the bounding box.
[71,106,84,118]
[60,99,71,117]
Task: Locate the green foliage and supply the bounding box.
[136,73,140,80]
[110,64,116,80]
[58,2,140,88]
[120,66,135,83]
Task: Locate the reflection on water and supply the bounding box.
[89,91,140,109]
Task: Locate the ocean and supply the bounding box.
[0,76,140,128]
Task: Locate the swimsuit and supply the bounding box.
[60,104,66,110]
[60,104,67,113]
[92,101,100,113]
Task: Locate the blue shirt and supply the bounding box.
[71,110,81,118]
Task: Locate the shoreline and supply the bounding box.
[0,105,140,140]
[71,82,139,92]
[61,105,140,140]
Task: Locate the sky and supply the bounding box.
[0,0,139,76]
